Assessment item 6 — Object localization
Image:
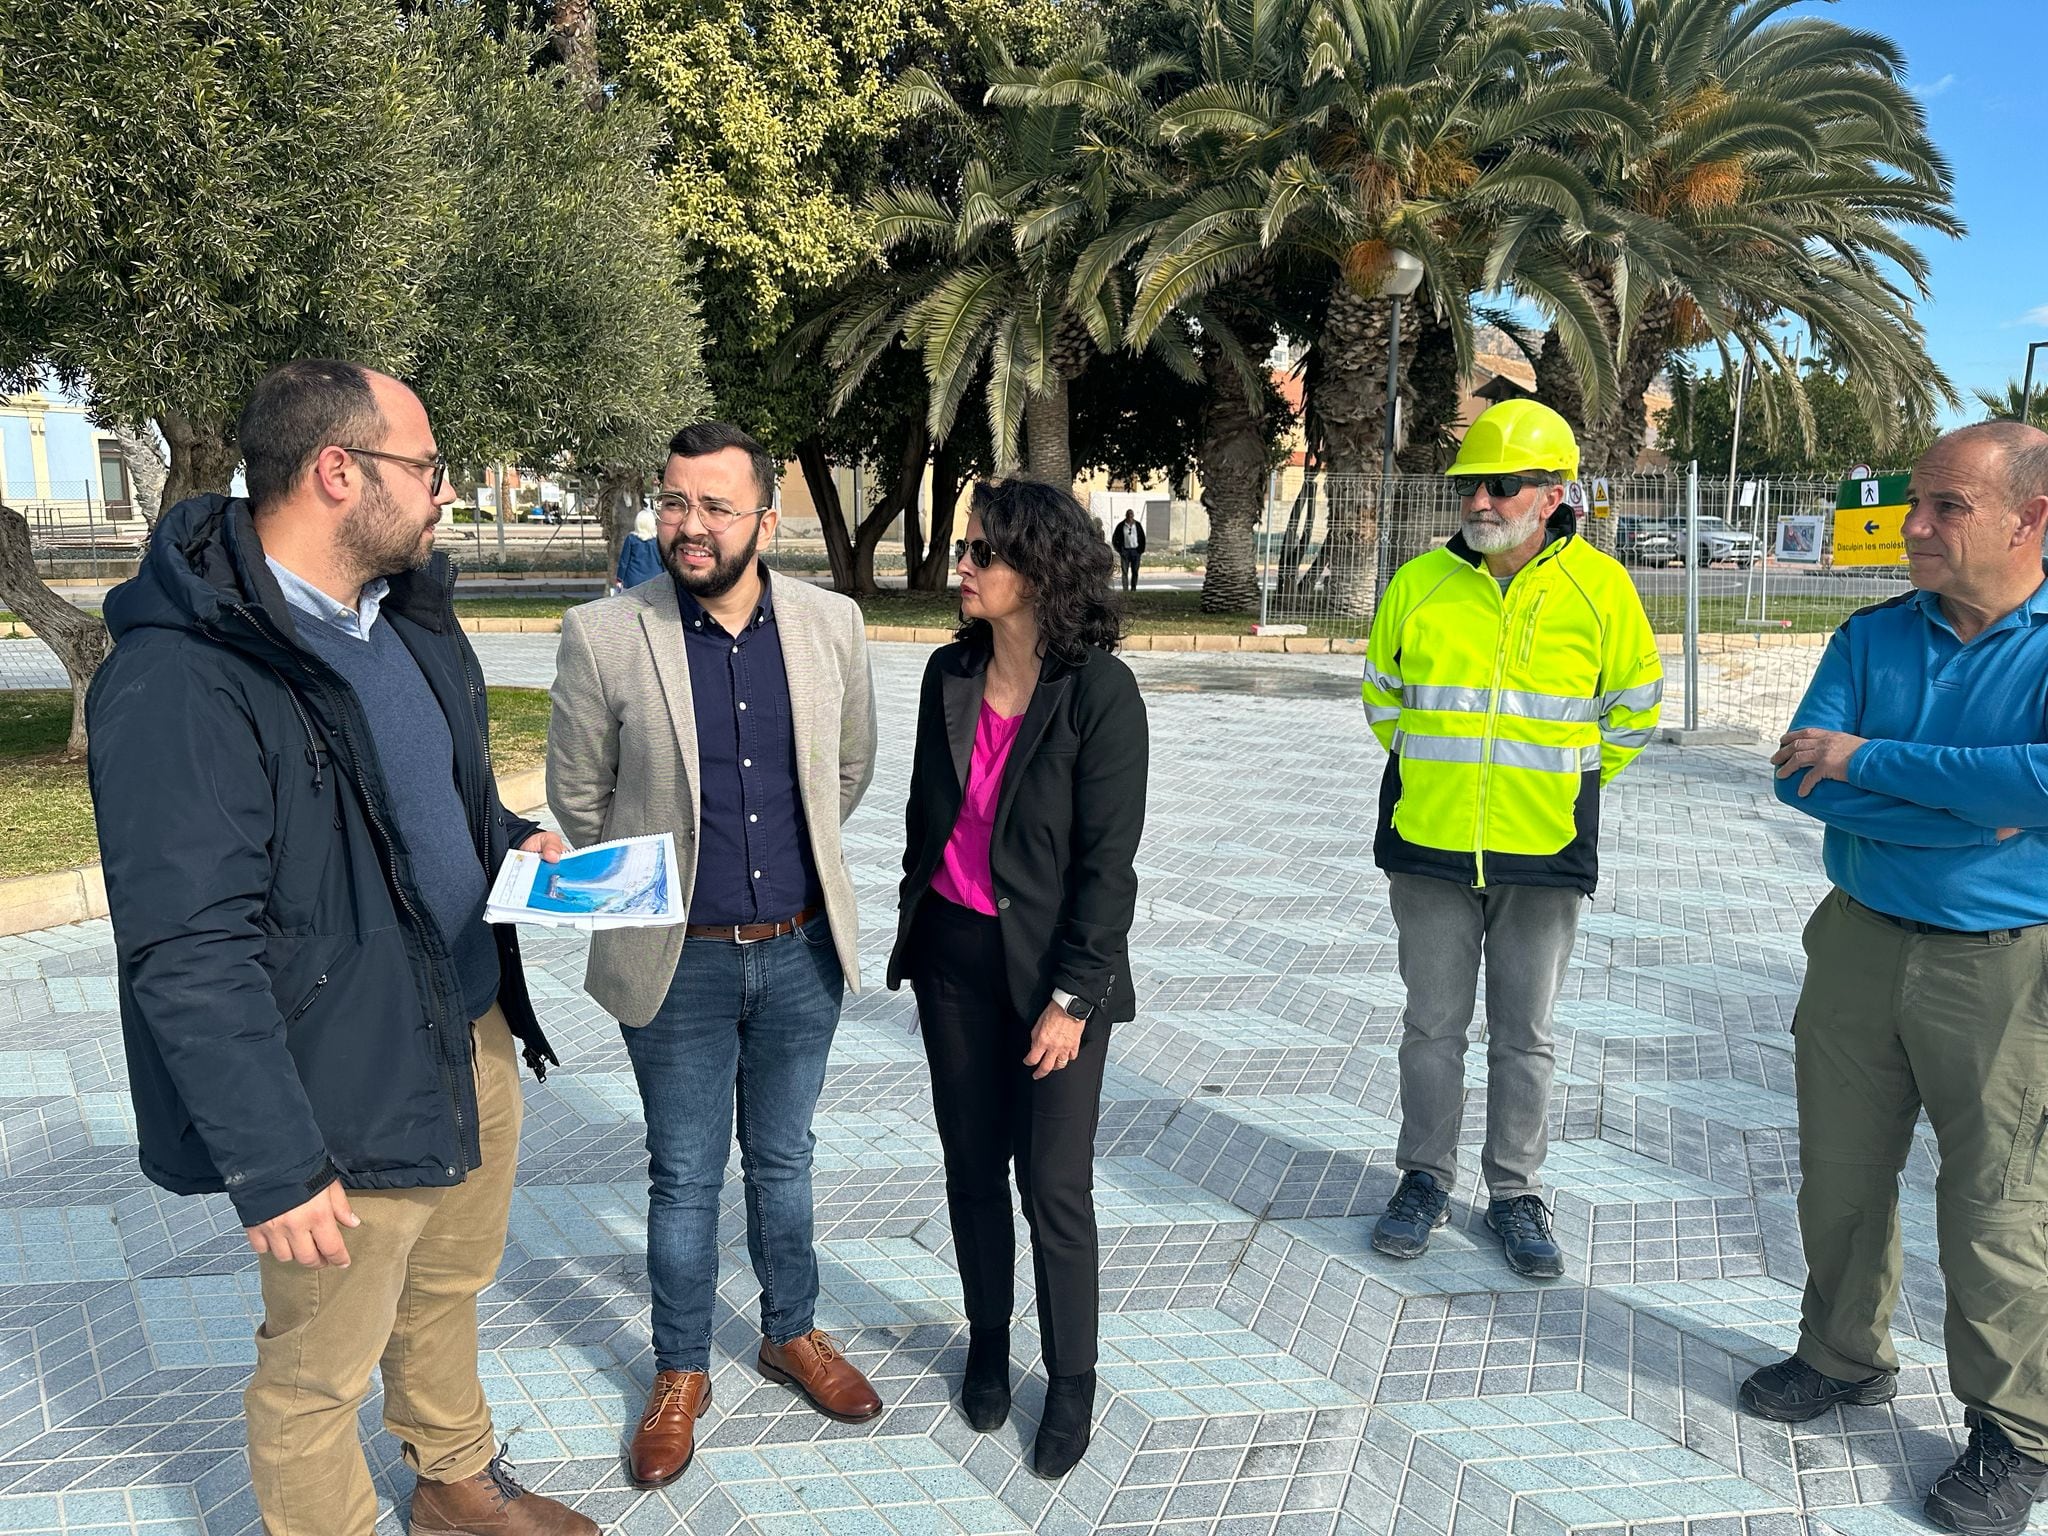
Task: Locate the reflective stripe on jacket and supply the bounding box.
[1362,516,1663,892]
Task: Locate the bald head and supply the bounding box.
[1932,420,2048,520]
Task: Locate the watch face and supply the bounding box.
[1064,998,1090,1019]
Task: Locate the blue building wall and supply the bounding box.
[41,412,100,500]
[0,416,34,501]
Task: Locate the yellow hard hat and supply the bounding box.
[1447,399,1580,483]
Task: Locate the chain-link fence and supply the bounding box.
[1255,468,1911,744]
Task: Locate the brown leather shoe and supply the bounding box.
[757,1329,884,1423]
[410,1449,597,1534]
[626,1369,711,1489]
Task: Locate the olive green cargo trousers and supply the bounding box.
[1793,888,2048,1456]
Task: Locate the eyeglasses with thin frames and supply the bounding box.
[654,494,770,534]
[339,446,448,498]
[953,537,995,569]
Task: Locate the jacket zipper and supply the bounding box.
[284,973,329,1023]
[233,603,474,1172]
[460,639,494,861]
[1474,576,1511,889]
[1518,590,1546,666]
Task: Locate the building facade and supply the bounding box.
[0,391,137,523]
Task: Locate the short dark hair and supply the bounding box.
[238,359,385,511]
[667,422,776,507]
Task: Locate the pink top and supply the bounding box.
[931,702,1026,916]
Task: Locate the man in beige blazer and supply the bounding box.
[546,422,878,1489]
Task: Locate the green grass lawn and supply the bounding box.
[0,688,553,882]
[449,585,1876,638]
[454,589,1361,638]
[453,598,592,618]
[1636,593,1874,634]
[0,693,99,880]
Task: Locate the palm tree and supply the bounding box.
[1523,0,1963,491]
[1974,380,2048,430]
[825,55,1201,489]
[1037,0,1641,614]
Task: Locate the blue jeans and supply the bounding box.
[622,915,844,1372]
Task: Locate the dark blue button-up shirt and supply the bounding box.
[678,567,822,925]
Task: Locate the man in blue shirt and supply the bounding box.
[1737,422,2048,1536]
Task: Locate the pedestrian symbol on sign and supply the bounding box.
[1861,479,1882,507]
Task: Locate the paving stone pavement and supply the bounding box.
[0,637,2000,1536]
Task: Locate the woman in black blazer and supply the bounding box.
[886,478,1148,1479]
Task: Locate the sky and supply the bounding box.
[1834,0,2048,425]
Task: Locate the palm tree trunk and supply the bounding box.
[1022,379,1072,488]
[1305,278,1396,616]
[1196,341,1270,612]
[1386,295,1460,573]
[1533,327,1613,553]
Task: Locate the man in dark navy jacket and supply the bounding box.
[87,360,592,1536]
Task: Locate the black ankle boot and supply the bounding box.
[1032,1369,1096,1478]
[961,1327,1010,1432]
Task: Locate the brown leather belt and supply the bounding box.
[684,906,822,944]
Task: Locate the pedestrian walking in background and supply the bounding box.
[87,360,589,1536]
[614,506,665,592]
[1115,507,1146,591]
[888,479,1149,1478]
[1739,421,2048,1536]
[1361,399,1663,1279]
[547,421,880,1490]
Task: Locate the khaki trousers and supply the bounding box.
[245,1006,523,1535]
[1793,890,2048,1456]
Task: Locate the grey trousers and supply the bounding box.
[1387,872,1584,1197]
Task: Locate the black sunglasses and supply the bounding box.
[1452,473,1553,500]
[953,537,995,569]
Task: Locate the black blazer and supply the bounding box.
[1116,520,1147,556]
[887,639,1149,1026]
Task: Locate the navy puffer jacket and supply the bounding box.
[87,495,557,1226]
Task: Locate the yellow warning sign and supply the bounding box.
[1832,474,1909,566]
[1832,506,1908,565]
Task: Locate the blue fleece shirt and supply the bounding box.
[1778,576,2048,930]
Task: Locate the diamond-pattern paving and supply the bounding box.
[0,635,2012,1535]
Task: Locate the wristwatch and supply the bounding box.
[1052,988,1092,1021]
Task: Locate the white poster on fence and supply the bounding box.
[1776,514,1824,564]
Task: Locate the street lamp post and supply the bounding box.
[1375,249,1426,604]
[2021,341,2048,426]
[1379,250,1426,483]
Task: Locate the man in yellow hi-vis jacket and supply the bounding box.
[1362,399,1662,1278]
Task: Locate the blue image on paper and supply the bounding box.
[524,841,672,917]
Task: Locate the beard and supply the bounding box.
[1462,507,1544,555]
[337,472,436,582]
[664,524,760,599]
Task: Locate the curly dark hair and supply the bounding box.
[955,478,1124,657]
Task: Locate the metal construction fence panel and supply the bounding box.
[1255,470,1913,744]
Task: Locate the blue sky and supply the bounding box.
[1844,0,2048,424]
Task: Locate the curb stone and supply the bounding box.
[0,765,548,938]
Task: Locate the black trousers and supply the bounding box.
[908,896,1107,1374]
[1120,551,1142,591]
